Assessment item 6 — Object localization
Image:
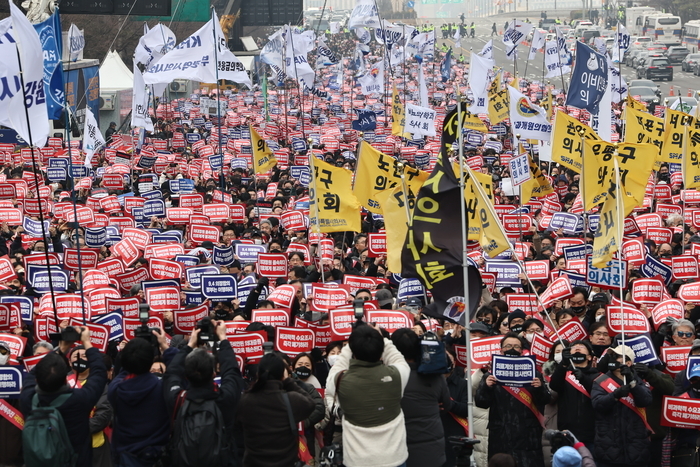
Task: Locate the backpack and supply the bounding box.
[23,393,77,467]
[418,331,449,375]
[169,392,230,467]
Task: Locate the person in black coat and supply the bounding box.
[392,329,453,467]
[475,333,551,467]
[440,352,470,467]
[591,345,654,467]
[548,340,600,446]
[20,327,107,467]
[163,322,246,467]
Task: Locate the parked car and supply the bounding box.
[681,53,700,71]
[637,56,673,80]
[629,79,661,96]
[666,46,690,64]
[628,86,661,106]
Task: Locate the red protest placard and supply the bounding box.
[180,194,204,210]
[651,299,685,330]
[97,258,126,277]
[87,287,122,316]
[0,333,26,364]
[673,256,699,280]
[33,317,57,343]
[281,211,307,231]
[149,259,184,281]
[530,333,554,365]
[367,233,387,256]
[635,213,663,230]
[63,248,99,270]
[173,304,209,334]
[365,310,412,334]
[82,269,111,291]
[606,305,651,335]
[0,256,17,282]
[122,228,151,251]
[646,227,673,245]
[679,283,700,302]
[257,253,289,278]
[103,174,124,189]
[251,309,289,327]
[622,238,647,267]
[123,316,164,341]
[555,238,584,257]
[23,353,48,372]
[558,319,588,342]
[470,335,502,367]
[0,209,22,224]
[167,208,193,224]
[661,396,700,429]
[227,332,265,363]
[85,323,110,353]
[267,285,296,309]
[525,260,550,281]
[540,275,573,307]
[505,294,542,316]
[0,303,21,332]
[631,278,665,305]
[202,204,230,222]
[661,346,691,374]
[145,286,181,312]
[189,225,220,244]
[343,275,377,295]
[145,244,185,260]
[274,327,314,356]
[114,268,151,294]
[229,204,246,223]
[482,272,497,294]
[39,294,84,321]
[65,206,95,224]
[111,238,141,267]
[329,307,355,341]
[311,286,350,312]
[106,297,140,319]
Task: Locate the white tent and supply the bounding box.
[99,50,133,92]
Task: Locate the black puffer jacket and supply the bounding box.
[475,371,551,467]
[548,364,600,443]
[591,372,654,465]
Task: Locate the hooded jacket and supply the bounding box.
[548,363,600,443]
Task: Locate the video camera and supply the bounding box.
[544,429,577,454]
[197,316,216,346]
[134,304,160,345]
[319,444,342,466]
[448,436,480,467]
[49,326,81,343]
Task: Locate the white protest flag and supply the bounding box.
[134,23,176,71]
[453,26,461,50]
[418,63,429,107]
[0,3,49,148]
[593,81,613,142]
[479,40,493,60]
[260,27,285,78]
[131,65,154,131]
[544,40,570,78]
[528,28,545,60]
[468,52,494,114]
[508,86,552,140]
[83,108,105,168]
[355,27,371,44]
[316,36,339,67]
[358,60,384,95]
[285,26,315,91]
[375,20,404,48]
[348,0,380,30]
[389,45,405,67]
[143,11,251,89]
[68,23,84,62]
[503,20,533,60]
[611,23,630,63]
[405,103,436,137]
[609,65,627,103]
[330,22,341,34]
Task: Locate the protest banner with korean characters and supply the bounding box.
[505,294,542,316]
[227,332,265,363]
[558,319,588,342]
[185,265,220,289]
[201,275,238,300]
[0,366,23,396]
[365,310,412,334]
[673,256,699,280]
[525,260,550,281]
[267,285,296,309]
[625,334,661,366]
[661,396,700,429]
[235,244,267,263]
[530,333,554,365]
[587,256,628,290]
[173,304,209,334]
[651,299,685,330]
[0,334,26,365]
[145,286,181,313]
[329,307,355,341]
[93,312,124,340]
[257,253,288,278]
[63,248,99,270]
[606,304,651,335]
[251,309,289,327]
[631,278,665,305]
[661,346,692,374]
[189,225,220,244]
[311,286,350,312]
[367,232,387,256]
[470,335,503,367]
[149,259,184,281]
[274,327,314,356]
[492,355,537,386]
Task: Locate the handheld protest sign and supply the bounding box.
[257,253,288,278]
[529,334,554,365]
[505,294,541,316]
[88,287,121,317]
[586,256,628,290]
[185,265,219,289]
[0,366,22,397]
[105,297,141,318]
[625,334,661,366]
[329,307,354,341]
[630,278,665,305]
[149,259,184,281]
[661,396,700,429]
[557,319,588,342]
[470,335,502,368]
[491,355,536,387]
[115,268,151,294]
[201,275,238,300]
[606,304,650,335]
[145,286,181,313]
[63,248,99,270]
[0,334,26,365]
[660,346,691,374]
[274,327,314,356]
[367,232,387,256]
[227,332,265,363]
[251,309,289,327]
[173,304,209,335]
[310,286,350,312]
[651,299,684,330]
[93,312,124,341]
[365,310,412,334]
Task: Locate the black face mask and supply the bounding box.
[608,360,622,371]
[692,380,700,390]
[571,352,588,364]
[510,324,523,334]
[571,306,586,315]
[503,349,521,357]
[72,357,88,374]
[214,309,229,319]
[295,366,312,379]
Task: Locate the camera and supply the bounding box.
[448,436,480,467]
[49,325,81,343]
[544,429,576,454]
[134,304,159,344]
[197,317,216,346]
[319,443,342,466]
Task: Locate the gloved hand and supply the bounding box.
[256,276,269,289]
[572,367,584,382]
[613,384,631,399]
[562,430,579,445]
[620,364,635,379]
[633,362,649,379]
[560,347,572,366]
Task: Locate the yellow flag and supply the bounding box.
[462,111,488,132]
[376,186,410,273]
[249,125,277,174]
[309,158,362,233]
[540,88,553,120]
[583,140,658,211]
[521,154,554,205]
[488,88,510,125]
[551,112,599,173]
[662,109,694,164]
[353,142,429,213]
[625,94,648,113]
[391,84,406,137]
[684,127,700,190]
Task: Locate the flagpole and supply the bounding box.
[456,95,474,440]
[14,46,60,330]
[287,25,306,138]
[578,130,589,235]
[211,8,225,191]
[613,147,627,383]
[515,134,524,242]
[309,143,326,283]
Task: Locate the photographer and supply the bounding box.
[545,430,595,467]
[163,320,245,467]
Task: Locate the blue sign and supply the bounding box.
[492,355,536,386]
[186,265,221,289]
[549,213,583,235]
[141,190,163,200]
[290,166,310,180]
[485,260,523,287]
[415,152,430,167]
[31,268,69,294]
[640,255,673,286]
[588,214,600,232]
[23,217,49,238]
[352,109,377,131]
[231,158,247,170]
[143,199,166,218]
[0,296,33,324]
[565,42,608,113]
[186,133,201,143]
[33,10,64,120]
[174,255,200,267]
[85,228,107,247]
[234,244,267,263]
[625,334,661,366]
[70,166,89,178]
[562,244,593,262]
[686,356,700,381]
[47,167,67,181]
[397,278,425,300]
[141,279,181,293]
[48,158,69,169]
[153,231,183,243]
[93,312,124,341]
[292,138,308,152]
[184,289,205,306]
[586,256,628,289]
[237,275,257,307]
[137,154,157,169]
[0,367,23,397]
[299,171,311,187]
[201,275,238,299]
[209,154,224,171]
[213,245,235,266]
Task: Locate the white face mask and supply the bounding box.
[327,354,339,366]
[554,353,563,364]
[596,314,605,322]
[0,353,9,366]
[525,333,535,343]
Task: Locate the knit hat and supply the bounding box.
[508,309,527,323]
[552,446,581,467]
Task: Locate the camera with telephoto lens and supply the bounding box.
[319,443,342,466]
[448,436,480,467]
[544,429,576,454]
[49,326,81,343]
[134,304,159,345]
[197,316,216,346]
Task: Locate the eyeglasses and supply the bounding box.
[502,344,522,351]
[592,331,609,337]
[677,331,694,338]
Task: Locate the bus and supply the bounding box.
[643,14,683,44]
[683,20,700,50]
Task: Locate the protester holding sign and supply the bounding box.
[475,333,550,467]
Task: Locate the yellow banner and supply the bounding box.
[625,95,648,113]
[391,84,406,137]
[353,142,429,213]
[376,186,410,273]
[661,109,694,164]
[309,158,362,233]
[249,125,277,174]
[624,106,664,153]
[462,111,488,132]
[488,88,510,125]
[551,112,599,173]
[540,89,553,120]
[684,128,700,190]
[521,154,554,205]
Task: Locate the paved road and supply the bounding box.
[437,17,700,102]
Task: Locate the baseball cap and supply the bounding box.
[469,322,491,335]
[591,292,608,304]
[405,297,422,308]
[610,345,635,363]
[552,446,582,467]
[375,289,394,307]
